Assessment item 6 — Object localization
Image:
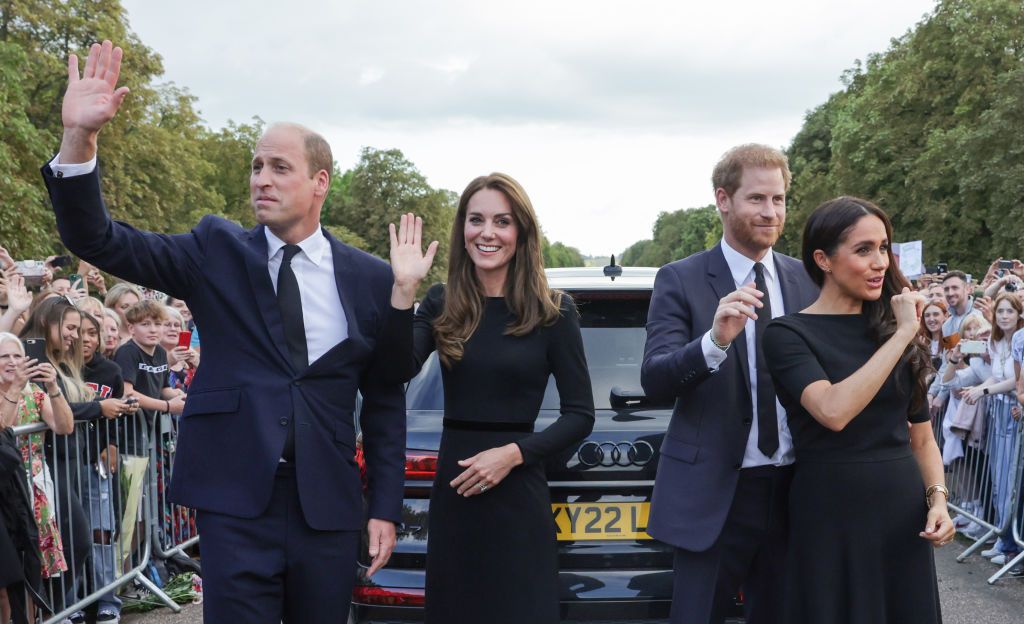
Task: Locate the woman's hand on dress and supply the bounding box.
[388,212,438,310]
[451,443,524,497]
[919,503,955,548]
[892,288,927,342]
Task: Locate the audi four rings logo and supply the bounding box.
[577,440,654,467]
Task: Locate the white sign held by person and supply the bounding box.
[893,241,923,278]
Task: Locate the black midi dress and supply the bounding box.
[410,285,595,624]
[763,313,941,624]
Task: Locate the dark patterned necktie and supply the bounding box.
[277,244,307,461]
[754,262,779,457]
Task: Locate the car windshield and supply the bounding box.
[405,291,663,410]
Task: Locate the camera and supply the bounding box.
[13,260,47,289]
[1007,281,1019,293]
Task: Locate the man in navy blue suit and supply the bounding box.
[42,41,413,623]
[641,145,818,623]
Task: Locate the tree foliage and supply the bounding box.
[0,1,580,287]
[623,0,1023,275]
[621,205,722,266]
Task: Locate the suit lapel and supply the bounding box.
[243,226,294,368]
[706,244,751,396]
[776,256,805,315]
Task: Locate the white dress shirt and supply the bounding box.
[265,228,348,365]
[699,238,794,468]
[49,154,349,366]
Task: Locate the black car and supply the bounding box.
[350,266,743,623]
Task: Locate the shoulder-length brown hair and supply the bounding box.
[991,292,1024,344]
[433,173,562,367]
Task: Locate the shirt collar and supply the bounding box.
[264,226,327,267]
[720,237,777,285]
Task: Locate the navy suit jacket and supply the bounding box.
[42,164,407,531]
[641,243,818,551]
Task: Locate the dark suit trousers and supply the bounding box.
[670,465,792,624]
[196,463,359,623]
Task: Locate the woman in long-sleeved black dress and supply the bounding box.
[388,173,595,623]
[763,197,952,623]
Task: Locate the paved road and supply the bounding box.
[123,536,1024,623]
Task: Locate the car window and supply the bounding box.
[406,291,657,410]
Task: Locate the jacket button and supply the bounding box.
[734,463,742,470]
[743,417,752,425]
[294,381,302,387]
[279,418,288,426]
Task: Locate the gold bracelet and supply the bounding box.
[2,394,18,405]
[925,484,949,507]
[48,391,62,399]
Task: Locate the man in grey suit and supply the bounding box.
[641,145,818,623]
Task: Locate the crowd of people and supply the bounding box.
[918,262,1024,576]
[0,248,197,623]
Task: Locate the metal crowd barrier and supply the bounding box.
[9,409,186,623]
[934,393,1024,584]
[150,412,200,562]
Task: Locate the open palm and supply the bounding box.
[389,213,439,287]
[63,40,130,133]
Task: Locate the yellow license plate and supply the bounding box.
[551,502,652,541]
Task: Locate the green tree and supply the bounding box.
[543,239,585,268]
[330,148,456,287]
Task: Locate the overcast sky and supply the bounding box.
[121,0,937,257]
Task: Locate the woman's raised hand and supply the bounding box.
[389,213,438,309]
[892,287,927,341]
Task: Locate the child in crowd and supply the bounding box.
[113,301,185,457]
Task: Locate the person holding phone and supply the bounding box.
[80,310,134,623]
[0,331,73,583]
[960,293,1024,565]
[763,197,948,623]
[160,306,198,393]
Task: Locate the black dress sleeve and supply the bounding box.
[515,295,595,465]
[410,283,444,371]
[908,406,930,424]
[763,319,829,406]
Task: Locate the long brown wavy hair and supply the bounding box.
[802,196,932,413]
[433,173,562,367]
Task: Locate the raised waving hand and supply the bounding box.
[60,40,131,162]
[389,213,438,309]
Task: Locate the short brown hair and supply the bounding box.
[712,144,791,197]
[124,300,169,325]
[266,122,333,178]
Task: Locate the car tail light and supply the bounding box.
[406,451,438,480]
[352,585,425,607]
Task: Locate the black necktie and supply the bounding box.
[754,262,779,457]
[277,244,307,461]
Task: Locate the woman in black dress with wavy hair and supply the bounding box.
[763,197,951,623]
[388,173,595,623]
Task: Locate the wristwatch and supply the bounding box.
[983,388,990,395]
